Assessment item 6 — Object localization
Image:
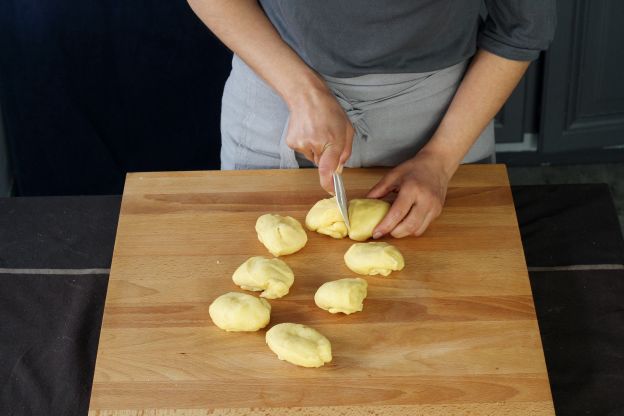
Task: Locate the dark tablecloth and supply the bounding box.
[0,185,623,415]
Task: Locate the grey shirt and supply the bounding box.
[259,0,557,77]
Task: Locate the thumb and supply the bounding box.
[317,144,342,194]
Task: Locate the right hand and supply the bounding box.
[285,87,354,193]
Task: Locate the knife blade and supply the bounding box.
[333,170,350,230]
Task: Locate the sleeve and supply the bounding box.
[478,0,557,61]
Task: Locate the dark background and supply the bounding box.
[0,0,623,196]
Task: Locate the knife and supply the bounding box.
[333,168,350,230]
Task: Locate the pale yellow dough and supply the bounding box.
[305,197,348,239]
[265,323,332,368]
[255,214,307,256]
[232,256,294,299]
[314,277,368,314]
[348,198,390,241]
[209,292,271,332]
[344,242,405,276]
[305,198,390,241]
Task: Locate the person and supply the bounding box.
[188,0,556,238]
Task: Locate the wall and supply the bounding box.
[0,105,11,196]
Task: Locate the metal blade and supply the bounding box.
[333,171,350,230]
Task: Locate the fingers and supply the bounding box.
[313,142,334,166]
[373,184,443,238]
[414,210,436,236]
[390,197,442,238]
[291,140,339,168]
[317,143,342,193]
[301,148,315,164]
[367,171,400,199]
[372,189,414,239]
[282,100,354,193]
[391,204,430,238]
[338,125,354,167]
[311,146,323,166]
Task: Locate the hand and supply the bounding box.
[285,87,354,193]
[367,151,456,238]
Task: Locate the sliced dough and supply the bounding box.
[232,256,294,299]
[256,214,307,256]
[314,277,368,314]
[305,197,390,241]
[344,242,405,276]
[305,197,348,239]
[266,323,332,368]
[348,198,390,241]
[209,292,271,332]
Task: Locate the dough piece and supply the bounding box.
[347,199,390,241]
[314,278,368,314]
[232,256,294,299]
[255,214,308,256]
[305,197,389,241]
[266,323,332,368]
[305,197,348,239]
[344,242,405,276]
[209,292,271,332]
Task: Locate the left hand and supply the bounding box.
[367,151,455,238]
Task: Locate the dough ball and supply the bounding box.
[265,323,332,368]
[232,256,294,299]
[305,197,348,239]
[344,242,405,276]
[255,214,308,256]
[314,277,368,314]
[209,292,271,332]
[347,199,390,241]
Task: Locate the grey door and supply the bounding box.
[0,105,11,196]
[495,77,526,144]
[541,0,624,153]
[495,62,542,145]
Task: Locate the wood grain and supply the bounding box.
[89,165,554,415]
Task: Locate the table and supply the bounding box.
[1,180,623,416]
[89,165,554,415]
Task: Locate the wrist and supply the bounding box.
[415,140,462,182]
[282,70,331,110]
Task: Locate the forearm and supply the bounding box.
[420,49,530,177]
[187,0,327,107]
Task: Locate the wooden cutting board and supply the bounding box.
[89,165,554,415]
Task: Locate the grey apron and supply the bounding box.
[221,55,495,170]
